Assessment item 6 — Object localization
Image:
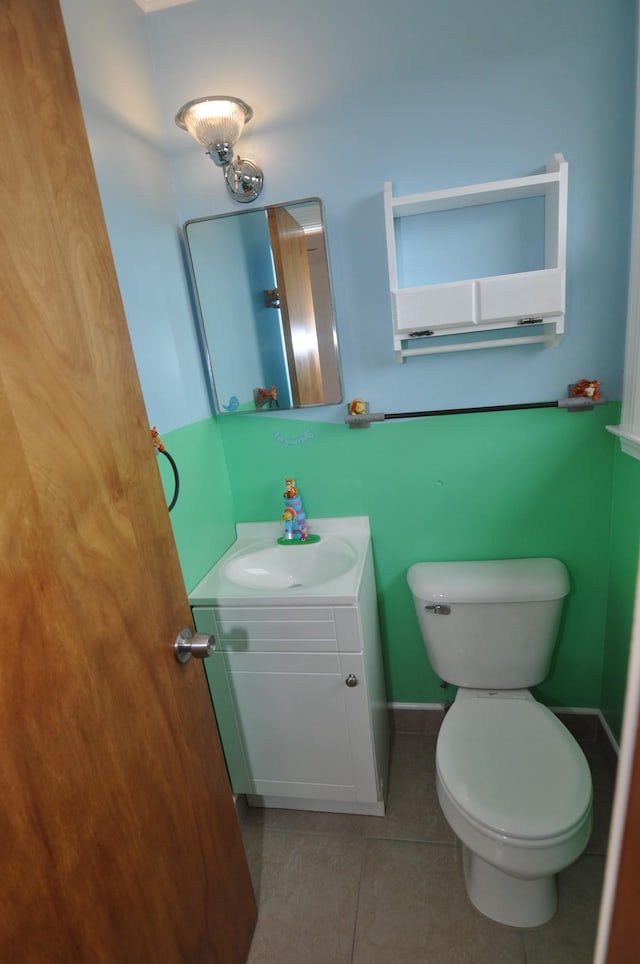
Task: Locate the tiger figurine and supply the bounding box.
[284,477,298,498]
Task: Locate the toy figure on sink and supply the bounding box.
[279,478,320,544]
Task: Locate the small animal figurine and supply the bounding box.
[348,398,367,415]
[284,477,298,498]
[256,385,279,408]
[150,426,165,452]
[282,506,297,538]
[223,395,239,412]
[571,379,601,401]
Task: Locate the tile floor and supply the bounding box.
[239,714,616,964]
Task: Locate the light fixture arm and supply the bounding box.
[207,142,235,167]
[221,157,264,203]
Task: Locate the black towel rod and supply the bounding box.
[345,395,606,428]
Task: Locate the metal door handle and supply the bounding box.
[174,628,216,663]
[345,674,358,687]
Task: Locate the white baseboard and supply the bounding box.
[544,706,619,756]
[389,702,619,755]
[596,709,620,755]
[547,705,600,714]
[389,702,448,712]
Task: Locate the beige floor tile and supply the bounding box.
[362,733,456,844]
[240,825,268,895]
[522,854,605,964]
[240,801,365,837]
[244,829,364,964]
[237,726,612,963]
[352,838,526,963]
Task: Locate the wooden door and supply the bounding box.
[268,206,325,405]
[604,708,640,962]
[0,2,256,961]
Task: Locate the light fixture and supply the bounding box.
[175,95,263,204]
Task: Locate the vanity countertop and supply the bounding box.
[188,516,372,607]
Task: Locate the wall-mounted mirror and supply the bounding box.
[184,199,342,414]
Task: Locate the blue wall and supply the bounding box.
[148,0,635,417]
[60,0,211,434]
[61,0,636,427]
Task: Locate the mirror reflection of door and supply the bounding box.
[184,199,342,414]
[268,206,324,406]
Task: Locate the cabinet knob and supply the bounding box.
[345,673,358,687]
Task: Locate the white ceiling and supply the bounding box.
[133,0,198,12]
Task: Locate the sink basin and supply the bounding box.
[189,517,372,606]
[222,536,359,591]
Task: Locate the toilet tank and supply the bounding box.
[407,558,570,689]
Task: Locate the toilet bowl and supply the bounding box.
[406,557,594,927]
[436,690,592,927]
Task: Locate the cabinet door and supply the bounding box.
[220,651,377,803]
[393,279,475,333]
[478,267,564,323]
[204,652,253,794]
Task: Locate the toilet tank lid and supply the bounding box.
[407,558,569,604]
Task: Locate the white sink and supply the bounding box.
[189,517,372,606]
[223,537,358,591]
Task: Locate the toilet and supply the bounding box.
[407,557,593,928]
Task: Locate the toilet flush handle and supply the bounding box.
[425,604,451,615]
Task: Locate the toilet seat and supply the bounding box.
[436,697,592,841]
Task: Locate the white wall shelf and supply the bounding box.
[384,154,568,361]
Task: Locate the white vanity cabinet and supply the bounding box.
[384,154,568,360]
[190,526,389,816]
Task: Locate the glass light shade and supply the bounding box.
[175,96,252,149]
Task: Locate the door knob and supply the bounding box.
[174,628,216,663]
[345,673,358,687]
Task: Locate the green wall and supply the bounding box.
[157,417,235,592]
[602,446,640,741]
[160,403,640,729]
[168,403,616,708]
